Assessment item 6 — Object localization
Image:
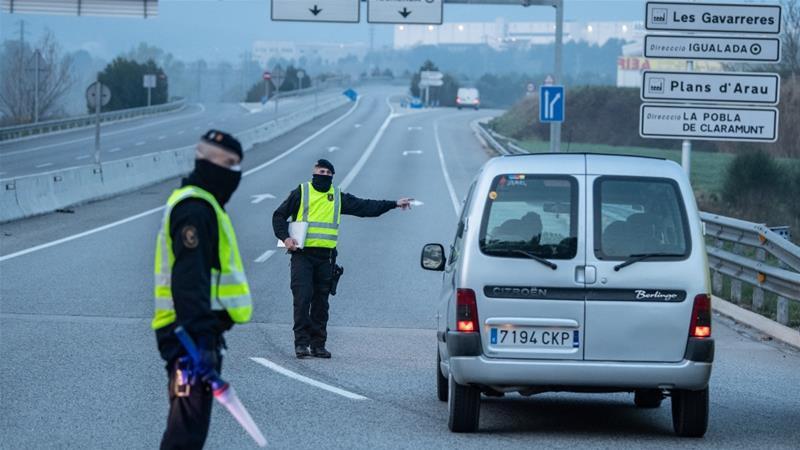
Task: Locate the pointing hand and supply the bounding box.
[397,198,413,210]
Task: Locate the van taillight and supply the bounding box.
[689,294,711,338]
[456,288,479,333]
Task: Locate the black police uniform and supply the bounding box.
[272,180,396,355]
[156,130,242,450]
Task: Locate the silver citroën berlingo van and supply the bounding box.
[421,153,713,437]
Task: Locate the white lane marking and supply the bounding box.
[327,146,339,153]
[433,119,460,215]
[177,130,185,135]
[250,357,368,401]
[108,147,122,153]
[250,193,276,204]
[158,135,166,140]
[0,103,204,157]
[353,123,361,128]
[254,250,276,263]
[0,206,165,262]
[135,141,145,146]
[339,97,396,191]
[243,96,362,177]
[35,163,53,168]
[402,150,423,156]
[75,155,90,160]
[1,97,364,262]
[408,126,422,131]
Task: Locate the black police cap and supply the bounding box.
[315,158,335,174]
[201,129,243,160]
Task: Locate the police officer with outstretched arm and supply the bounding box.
[272,159,411,359]
[153,130,253,449]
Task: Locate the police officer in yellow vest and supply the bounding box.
[272,159,412,359]
[153,130,251,449]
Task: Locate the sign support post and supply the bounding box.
[550,0,563,153]
[681,59,693,175]
[94,74,102,165]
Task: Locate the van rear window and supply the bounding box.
[594,177,690,260]
[479,175,578,260]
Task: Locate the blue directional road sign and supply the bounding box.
[539,85,564,123]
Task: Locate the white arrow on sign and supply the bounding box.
[251,193,276,204]
[403,150,423,156]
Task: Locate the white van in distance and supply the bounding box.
[456,88,480,110]
[421,153,713,437]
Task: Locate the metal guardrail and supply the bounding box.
[703,212,800,326]
[477,122,799,327]
[0,99,187,142]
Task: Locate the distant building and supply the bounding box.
[616,41,723,88]
[251,41,368,68]
[393,18,644,50]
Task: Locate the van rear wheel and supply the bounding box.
[671,387,709,437]
[436,350,447,402]
[634,389,663,408]
[447,374,480,432]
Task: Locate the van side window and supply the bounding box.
[479,175,578,260]
[594,176,691,260]
[450,181,477,265]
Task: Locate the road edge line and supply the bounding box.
[712,295,800,349]
[433,118,461,216]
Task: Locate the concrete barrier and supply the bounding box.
[0,180,23,223]
[1,94,353,223]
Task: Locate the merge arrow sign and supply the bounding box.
[309,4,322,15]
[398,7,411,18]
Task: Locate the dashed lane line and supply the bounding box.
[108,147,122,153]
[35,163,53,169]
[0,103,205,157]
[254,250,276,263]
[250,357,369,401]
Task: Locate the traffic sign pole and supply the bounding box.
[94,73,102,165]
[550,0,563,153]
[682,59,693,175]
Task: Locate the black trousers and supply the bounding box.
[160,356,222,450]
[291,250,335,348]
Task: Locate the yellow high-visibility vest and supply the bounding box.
[152,186,252,330]
[295,182,341,249]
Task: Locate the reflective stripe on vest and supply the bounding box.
[296,182,341,249]
[152,186,253,330]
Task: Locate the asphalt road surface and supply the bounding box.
[0,90,342,179]
[1,87,798,449]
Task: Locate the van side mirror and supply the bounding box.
[421,243,446,271]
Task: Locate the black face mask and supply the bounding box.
[312,174,333,192]
[188,159,242,206]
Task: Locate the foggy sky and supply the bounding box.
[0,0,777,61]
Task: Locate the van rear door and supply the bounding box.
[472,159,586,360]
[584,162,695,362]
